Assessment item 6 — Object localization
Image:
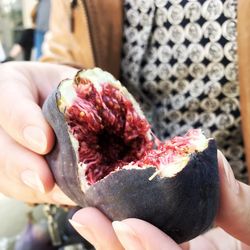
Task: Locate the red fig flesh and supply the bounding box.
[43,68,219,243]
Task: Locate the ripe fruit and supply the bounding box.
[43,68,219,243]
[14,213,56,250]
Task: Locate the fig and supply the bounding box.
[15,213,56,250]
[43,68,219,243]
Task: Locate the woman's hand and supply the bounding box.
[0,61,77,205]
[216,151,250,245]
[69,152,250,249]
[1,61,249,248]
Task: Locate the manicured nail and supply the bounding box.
[68,219,98,246]
[21,170,45,193]
[112,221,144,250]
[221,153,240,194]
[23,126,47,153]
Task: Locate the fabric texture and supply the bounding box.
[41,0,248,183]
[121,0,247,182]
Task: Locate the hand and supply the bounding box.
[0,61,77,205]
[69,152,250,249]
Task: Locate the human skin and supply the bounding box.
[0,61,249,249]
[0,61,77,205]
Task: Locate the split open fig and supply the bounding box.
[43,68,219,243]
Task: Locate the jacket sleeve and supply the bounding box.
[40,0,85,67]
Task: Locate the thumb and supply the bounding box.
[216,151,250,245]
[113,219,182,250]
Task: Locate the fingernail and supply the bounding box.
[112,221,144,250]
[21,170,45,193]
[221,153,240,194]
[23,126,47,153]
[68,219,98,246]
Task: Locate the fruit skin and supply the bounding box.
[14,220,56,250]
[84,140,219,243]
[43,82,220,244]
[43,88,87,207]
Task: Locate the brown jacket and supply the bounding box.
[41,0,250,180]
[41,0,123,78]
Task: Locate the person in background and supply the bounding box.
[34,0,51,60]
[1,3,37,62]
[2,28,34,62]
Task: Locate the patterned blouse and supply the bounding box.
[121,0,248,183]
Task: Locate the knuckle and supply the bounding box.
[3,99,32,139]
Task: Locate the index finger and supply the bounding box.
[0,62,54,154]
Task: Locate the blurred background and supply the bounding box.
[0,0,49,62]
[0,192,92,250]
[1,0,34,60]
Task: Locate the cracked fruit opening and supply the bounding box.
[57,68,209,187]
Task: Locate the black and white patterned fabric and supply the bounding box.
[121,0,248,182]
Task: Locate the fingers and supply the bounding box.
[0,127,54,192]
[199,227,241,250]
[0,127,75,205]
[70,207,182,250]
[188,236,216,250]
[216,151,250,245]
[188,227,237,250]
[0,62,78,155]
[113,219,182,250]
[0,61,78,204]
[49,185,76,206]
[0,177,75,205]
[70,207,124,250]
[0,63,54,154]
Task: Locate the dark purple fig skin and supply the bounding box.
[42,88,87,206]
[85,140,219,243]
[43,87,219,244]
[15,221,57,250]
